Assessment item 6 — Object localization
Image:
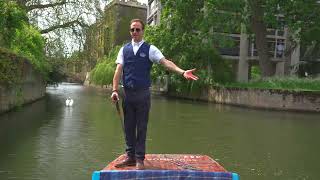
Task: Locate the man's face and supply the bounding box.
[130,21,143,42]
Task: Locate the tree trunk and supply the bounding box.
[248,0,275,77]
[283,30,292,75]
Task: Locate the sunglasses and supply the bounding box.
[130,28,141,32]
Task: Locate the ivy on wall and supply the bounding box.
[0,48,23,86]
[0,1,49,84]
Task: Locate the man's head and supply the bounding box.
[130,19,144,42]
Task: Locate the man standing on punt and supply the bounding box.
[111,19,198,170]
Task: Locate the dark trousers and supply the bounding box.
[122,88,150,160]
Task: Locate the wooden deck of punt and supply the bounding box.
[92,154,240,180]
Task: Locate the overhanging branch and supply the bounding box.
[40,19,87,34]
[27,1,67,11]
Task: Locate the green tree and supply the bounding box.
[247,0,320,76]
[145,0,234,89]
[0,0,28,47]
[15,0,106,54]
[90,45,121,85]
[0,1,49,77]
[206,0,320,77]
[265,0,320,75]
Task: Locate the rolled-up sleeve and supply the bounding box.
[149,45,164,64]
[115,47,124,64]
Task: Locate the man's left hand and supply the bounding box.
[183,68,199,80]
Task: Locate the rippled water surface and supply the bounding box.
[0,83,319,180]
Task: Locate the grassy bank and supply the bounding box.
[222,77,320,91]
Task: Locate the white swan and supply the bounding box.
[65,97,74,107]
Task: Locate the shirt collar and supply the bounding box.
[132,39,144,47]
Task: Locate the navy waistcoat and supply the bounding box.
[123,42,152,89]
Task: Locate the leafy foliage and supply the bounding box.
[46,57,67,85]
[225,76,320,91]
[22,0,105,55]
[143,0,234,94]
[205,0,320,77]
[0,1,28,47]
[90,45,121,85]
[250,65,261,80]
[0,1,50,82]
[0,48,23,85]
[11,23,49,75]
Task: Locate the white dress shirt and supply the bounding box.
[116,40,164,65]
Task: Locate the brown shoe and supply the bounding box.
[114,156,136,168]
[136,159,145,170]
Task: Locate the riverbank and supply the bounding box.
[83,82,319,112]
[167,86,320,112]
[0,50,46,114]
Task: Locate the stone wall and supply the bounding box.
[0,57,46,114]
[209,87,320,112]
[85,74,320,112]
[168,87,320,112]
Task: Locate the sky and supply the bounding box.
[108,0,147,5]
[138,0,147,4]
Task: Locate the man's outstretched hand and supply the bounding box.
[183,68,199,81]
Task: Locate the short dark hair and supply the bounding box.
[130,19,145,30]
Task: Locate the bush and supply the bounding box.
[11,23,49,75]
[0,48,22,85]
[144,24,234,94]
[225,76,320,91]
[90,46,121,85]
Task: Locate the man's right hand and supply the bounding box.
[111,91,119,103]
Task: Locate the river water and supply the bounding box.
[0,83,319,180]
